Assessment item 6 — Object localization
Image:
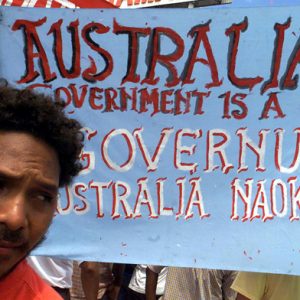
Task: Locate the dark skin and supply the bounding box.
[105,264,125,300]
[145,267,159,300]
[81,262,102,300]
[237,293,251,300]
[0,132,59,279]
[80,262,125,300]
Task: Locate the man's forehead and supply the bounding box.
[0,131,60,186]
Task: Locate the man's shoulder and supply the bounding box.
[0,260,62,300]
[22,261,62,300]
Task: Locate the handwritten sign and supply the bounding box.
[1,6,300,274]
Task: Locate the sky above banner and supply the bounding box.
[1,6,300,274]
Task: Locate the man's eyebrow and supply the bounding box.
[0,169,23,180]
[34,181,59,194]
[0,169,59,194]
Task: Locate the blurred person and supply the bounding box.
[104,263,124,300]
[71,261,124,300]
[118,264,136,300]
[127,264,167,300]
[145,265,168,300]
[0,85,83,299]
[28,256,73,300]
[160,267,237,300]
[232,272,300,300]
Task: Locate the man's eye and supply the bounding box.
[34,193,56,204]
[0,180,8,194]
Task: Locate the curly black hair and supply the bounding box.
[0,86,84,187]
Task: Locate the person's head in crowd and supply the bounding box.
[0,84,83,279]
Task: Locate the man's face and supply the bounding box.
[0,131,60,278]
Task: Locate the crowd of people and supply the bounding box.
[26,258,300,300]
[0,85,299,300]
[27,259,236,299]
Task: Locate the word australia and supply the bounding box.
[12,17,300,93]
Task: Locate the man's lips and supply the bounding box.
[0,240,26,255]
[0,240,25,248]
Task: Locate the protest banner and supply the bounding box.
[1,5,300,275]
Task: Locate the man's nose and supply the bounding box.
[0,194,28,231]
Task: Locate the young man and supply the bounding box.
[0,86,83,299]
